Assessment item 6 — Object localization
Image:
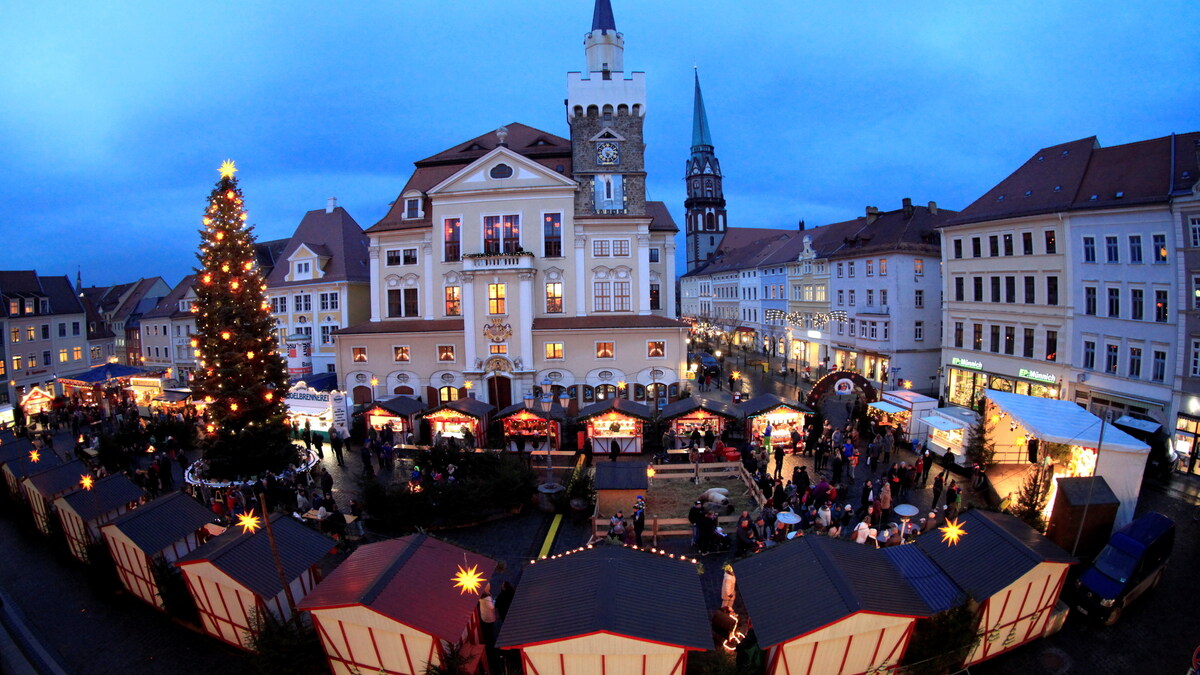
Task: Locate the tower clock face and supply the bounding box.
[596,142,620,165]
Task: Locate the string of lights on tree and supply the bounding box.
[191,160,293,477]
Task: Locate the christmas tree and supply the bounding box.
[192,160,295,478]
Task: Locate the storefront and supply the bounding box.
[360,396,426,441]
[740,394,812,448]
[420,397,495,444]
[945,357,1061,409]
[578,398,652,455]
[496,404,567,454]
[1172,414,1199,475]
[916,407,980,465]
[659,397,740,449]
[284,382,351,439]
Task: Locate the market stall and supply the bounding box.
[740,394,813,448]
[19,386,55,417]
[54,473,143,563]
[420,398,495,447]
[495,402,567,454]
[577,398,653,455]
[879,391,937,438]
[58,363,149,405]
[150,388,194,416]
[176,514,333,650]
[126,376,166,415]
[497,546,710,675]
[916,510,1075,667]
[736,535,937,675]
[984,389,1150,528]
[102,492,219,611]
[285,381,351,440]
[916,407,980,465]
[21,460,89,535]
[299,534,497,675]
[1,443,63,501]
[360,396,426,442]
[659,397,740,450]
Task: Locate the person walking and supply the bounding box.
[330,429,345,466]
[773,442,785,480]
[931,471,945,510]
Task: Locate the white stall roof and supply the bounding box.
[985,390,1149,454]
[921,415,965,432]
[1113,416,1161,435]
[869,401,905,415]
[886,390,938,406]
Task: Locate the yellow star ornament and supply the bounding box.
[219,159,238,179]
[939,518,967,546]
[28,450,40,463]
[452,564,485,595]
[80,475,94,491]
[236,512,262,534]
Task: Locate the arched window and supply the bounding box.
[596,384,617,400]
[582,385,595,402]
[633,384,647,400]
[352,386,373,405]
[438,386,459,403]
[393,386,414,396]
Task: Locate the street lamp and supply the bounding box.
[538,379,553,483]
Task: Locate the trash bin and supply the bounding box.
[537,483,565,513]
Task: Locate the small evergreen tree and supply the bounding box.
[192,161,295,478]
[1008,463,1051,532]
[962,398,995,469]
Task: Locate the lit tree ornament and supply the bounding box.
[939,518,967,546]
[236,512,261,533]
[452,564,485,595]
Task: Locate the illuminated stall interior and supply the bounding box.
[740,394,812,448]
[19,386,56,417]
[360,396,426,440]
[578,398,653,455]
[496,402,568,454]
[659,397,739,450]
[420,397,495,443]
[58,363,150,405]
[918,406,980,465]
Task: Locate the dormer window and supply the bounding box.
[296,261,311,276]
[39,299,49,314]
[404,198,421,219]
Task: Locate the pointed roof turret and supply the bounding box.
[592,0,616,32]
[691,70,713,151]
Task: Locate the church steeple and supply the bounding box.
[684,69,726,272]
[584,0,624,74]
[591,0,616,32]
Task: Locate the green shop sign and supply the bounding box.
[1019,368,1057,384]
[952,357,983,370]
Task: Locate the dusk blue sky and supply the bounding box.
[2,1,1196,287]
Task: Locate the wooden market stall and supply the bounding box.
[58,363,149,405]
[176,513,333,650]
[361,396,427,442]
[915,509,1076,667]
[659,397,740,450]
[577,398,653,455]
[102,491,219,611]
[495,402,568,454]
[496,545,710,675]
[1,443,63,501]
[420,398,495,447]
[740,394,813,449]
[54,473,144,563]
[593,462,649,521]
[21,459,89,535]
[298,534,497,675]
[869,391,937,440]
[19,386,55,417]
[736,535,938,675]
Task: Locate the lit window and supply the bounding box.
[393,346,410,362]
[12,356,20,371]
[1152,234,1167,263]
[543,214,562,257]
[438,345,456,362]
[489,344,507,354]
[352,347,368,362]
[73,347,82,360]
[913,259,925,275]
[647,341,665,358]
[595,342,615,359]
[545,342,564,360]
[545,282,563,313]
[445,286,462,316]
[444,218,461,261]
[488,283,506,314]
[58,349,67,363]
[484,215,520,254]
[26,326,35,341]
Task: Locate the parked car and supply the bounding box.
[696,354,721,377]
[1071,511,1174,625]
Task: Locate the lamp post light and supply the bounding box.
[539,379,554,483]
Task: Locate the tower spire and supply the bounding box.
[691,69,713,151]
[592,0,616,32]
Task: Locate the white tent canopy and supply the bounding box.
[985,389,1149,527]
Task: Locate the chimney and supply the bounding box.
[902,197,914,218]
[326,197,337,214]
[798,219,806,231]
[928,201,938,216]
[865,206,880,225]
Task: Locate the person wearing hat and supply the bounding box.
[633,497,646,547]
[721,564,737,611]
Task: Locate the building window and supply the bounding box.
[914,321,924,341]
[612,239,631,257]
[880,289,888,306]
[649,283,661,310]
[647,341,665,358]
[487,283,506,315]
[1129,347,1142,379]
[593,239,610,257]
[444,218,461,262]
[1003,233,1014,256]
[8,327,17,343]
[866,290,874,307]
[545,342,564,360]
[295,294,312,312]
[1083,340,1096,370]
[1108,288,1120,317]
[848,290,856,306]
[1105,236,1119,263]
[386,289,420,318]
[868,322,877,340]
[484,215,520,254]
[1152,234,1167,263]
[393,346,410,362]
[848,262,856,278]
[1155,290,1168,322]
[1131,288,1144,321]
[1190,216,1200,247]
[319,292,339,311]
[953,240,963,259]
[58,348,67,363]
[489,344,507,355]
[545,282,563,313]
[836,263,843,278]
[438,386,458,403]
[537,213,562,258]
[352,347,368,363]
[1023,328,1035,358]
[1046,331,1057,361]
[437,345,455,362]
[385,250,401,266]
[972,237,982,258]
[26,326,35,341]
[1004,326,1015,355]
[295,261,311,276]
[1024,276,1035,304]
[614,281,631,311]
[73,346,82,360]
[1084,287,1097,315]
[988,236,999,257]
[319,324,337,344]
[1022,232,1034,255]
[973,323,983,351]
[1044,230,1057,254]
[973,277,983,302]
[594,282,612,312]
[58,323,66,337]
[405,198,420,219]
[595,342,614,359]
[991,277,1001,303]
[1128,235,1143,264]
[445,286,462,316]
[1194,277,1200,310]
[1152,350,1166,383]
[1083,236,1096,263]
[837,290,844,306]
[12,356,20,371]
[990,325,1000,352]
[1105,344,1119,374]
[271,296,288,313]
[1191,341,1200,378]
[1047,277,1059,305]
[879,258,887,276]
[914,289,924,308]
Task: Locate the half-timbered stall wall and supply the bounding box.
[21,459,88,535]
[54,473,143,563]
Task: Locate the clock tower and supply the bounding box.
[567,0,646,217]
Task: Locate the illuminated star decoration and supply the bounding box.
[219,159,238,179]
[80,475,94,491]
[28,449,40,463]
[939,518,967,546]
[452,564,485,595]
[236,512,262,534]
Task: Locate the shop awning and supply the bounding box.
[921,415,965,432]
[58,363,147,385]
[1113,416,1161,435]
[869,401,905,415]
[152,390,191,403]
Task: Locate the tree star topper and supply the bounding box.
[219,159,238,179]
[236,512,262,534]
[452,563,485,595]
[939,517,967,546]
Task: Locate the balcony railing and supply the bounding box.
[462,253,536,271]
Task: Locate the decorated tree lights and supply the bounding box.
[192,160,295,478]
